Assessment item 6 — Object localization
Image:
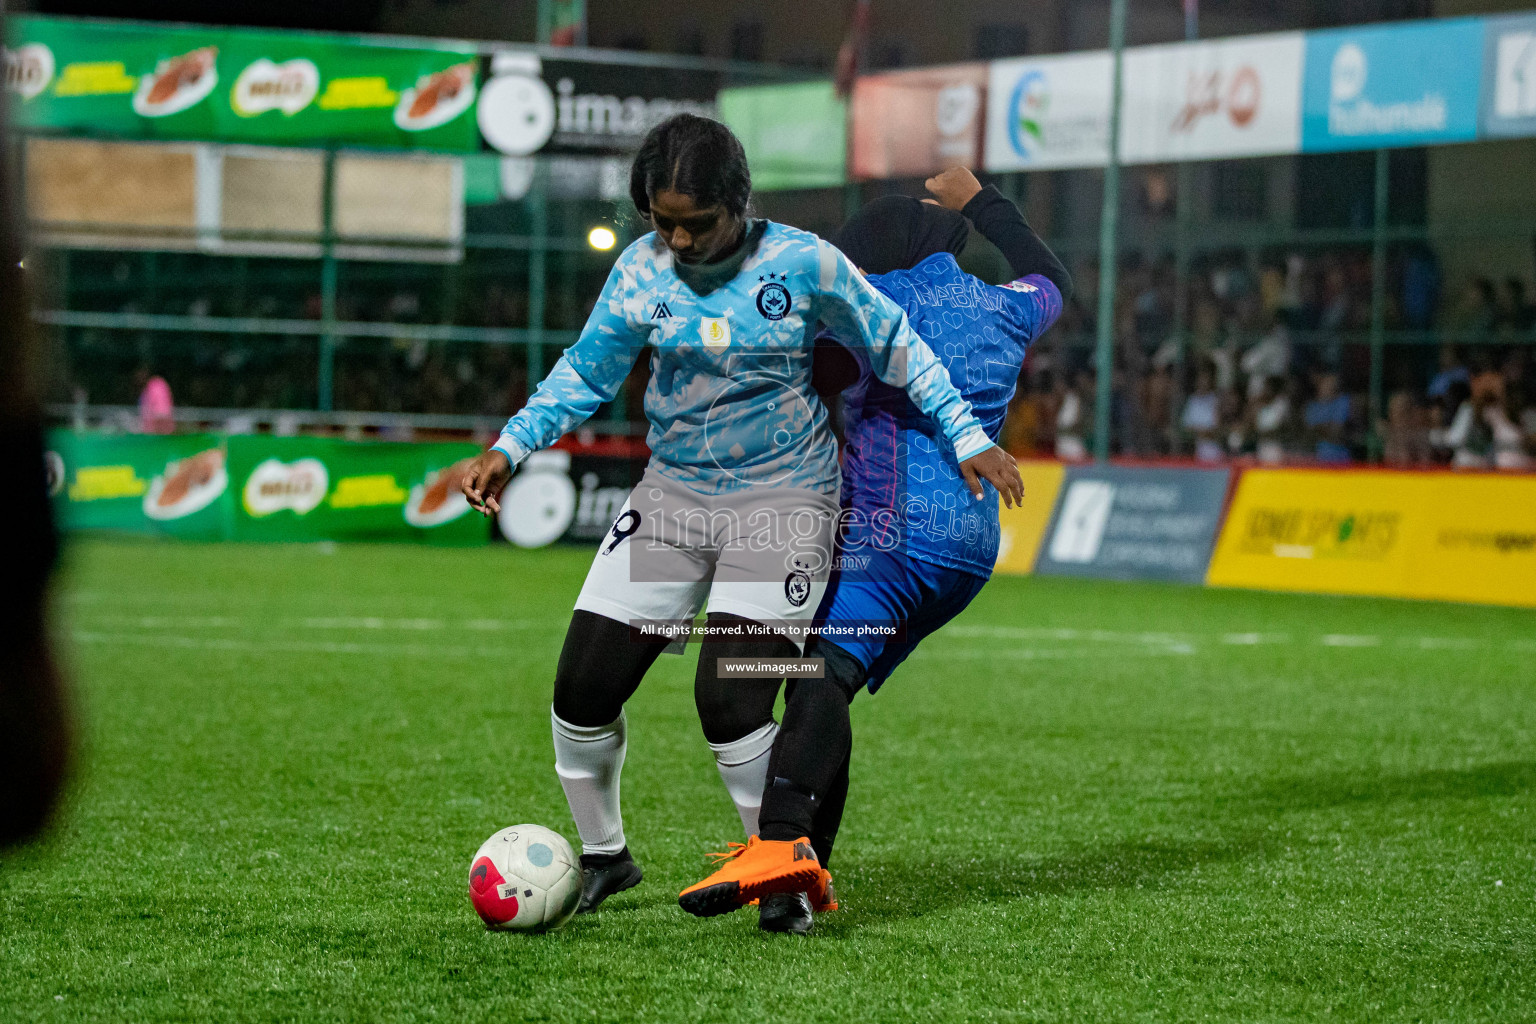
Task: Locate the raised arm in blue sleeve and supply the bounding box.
[492,252,650,467]
[812,240,994,461]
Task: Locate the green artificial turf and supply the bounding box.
[3,538,1534,1022]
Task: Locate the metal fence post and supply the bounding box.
[318,148,338,413]
[528,163,548,391]
[1368,148,1389,461]
[1093,0,1129,463]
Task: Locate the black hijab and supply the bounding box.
[831,195,971,276]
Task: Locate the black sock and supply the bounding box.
[579,845,630,868]
[809,747,850,867]
[758,644,860,846]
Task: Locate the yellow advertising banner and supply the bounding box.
[1208,469,1536,608]
[994,461,1066,576]
[1411,475,1536,607]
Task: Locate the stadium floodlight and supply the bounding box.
[587,226,617,251]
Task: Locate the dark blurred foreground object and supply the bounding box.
[0,49,71,848]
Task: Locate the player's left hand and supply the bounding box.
[461,449,513,517]
[923,166,984,212]
[958,445,1023,508]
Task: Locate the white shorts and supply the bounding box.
[574,467,839,650]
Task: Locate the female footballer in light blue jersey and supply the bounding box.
[459,115,1023,913]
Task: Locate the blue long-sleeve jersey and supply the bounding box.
[837,252,1064,577]
[493,221,993,496]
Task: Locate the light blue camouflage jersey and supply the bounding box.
[493,220,993,496]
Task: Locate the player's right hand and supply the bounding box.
[461,449,513,517]
[958,445,1024,509]
[923,166,984,212]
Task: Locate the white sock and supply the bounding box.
[708,721,779,838]
[552,708,628,857]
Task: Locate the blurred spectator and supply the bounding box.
[1001,372,1052,458]
[1181,361,1223,463]
[135,366,174,434]
[1254,377,1293,465]
[1380,390,1431,467]
[1400,244,1441,331]
[1240,317,1292,404]
[1427,345,1469,401]
[1443,277,1499,342]
[1229,375,1292,464]
[1056,368,1091,461]
[1500,278,1535,334]
[1304,371,1352,464]
[1142,364,1175,456]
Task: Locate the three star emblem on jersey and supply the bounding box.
[756,273,791,321]
[700,317,731,349]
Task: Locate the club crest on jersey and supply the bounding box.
[756,273,791,321]
[784,570,811,608]
[700,316,731,349]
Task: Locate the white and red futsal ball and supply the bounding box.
[468,825,581,932]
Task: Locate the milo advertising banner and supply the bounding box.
[4,15,481,151]
[46,432,486,543]
[49,432,233,539]
[227,436,483,543]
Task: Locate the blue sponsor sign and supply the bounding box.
[1302,19,1483,152]
[1035,466,1231,584]
[1481,15,1536,139]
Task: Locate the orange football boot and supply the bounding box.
[678,836,822,918]
[808,868,838,913]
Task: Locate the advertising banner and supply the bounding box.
[4,15,481,151]
[1208,469,1536,608]
[49,432,233,539]
[717,80,847,190]
[476,50,718,157]
[1411,474,1536,608]
[46,432,485,543]
[1035,465,1231,583]
[1120,32,1303,164]
[850,62,987,180]
[227,435,483,543]
[1480,14,1536,139]
[495,449,644,548]
[1301,18,1483,152]
[993,461,1066,576]
[1207,469,1419,597]
[984,51,1112,172]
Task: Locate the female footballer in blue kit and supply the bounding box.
[679,166,1073,932]
[459,117,1024,914]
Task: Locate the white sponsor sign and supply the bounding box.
[232,58,320,117]
[1494,31,1536,119]
[243,458,328,517]
[496,451,576,548]
[4,43,55,101]
[1119,32,1304,164]
[1048,480,1115,564]
[984,51,1113,172]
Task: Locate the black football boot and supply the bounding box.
[758,891,814,935]
[576,847,643,913]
